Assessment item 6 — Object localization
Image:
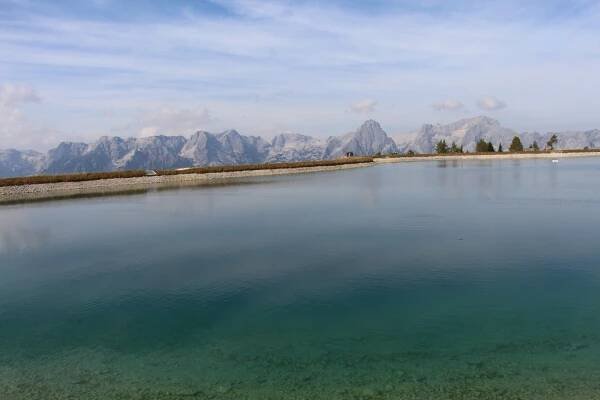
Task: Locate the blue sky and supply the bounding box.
[1,0,600,150]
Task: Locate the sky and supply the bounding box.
[1,0,600,150]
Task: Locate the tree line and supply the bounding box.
[435,134,559,154]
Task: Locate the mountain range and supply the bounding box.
[397,116,600,153]
[0,120,397,177]
[1,117,600,177]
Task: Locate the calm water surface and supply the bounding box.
[2,159,600,399]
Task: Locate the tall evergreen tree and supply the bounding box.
[532,141,539,151]
[546,134,558,150]
[487,142,495,152]
[509,136,524,152]
[450,141,462,153]
[498,143,503,152]
[476,139,489,152]
[436,139,449,154]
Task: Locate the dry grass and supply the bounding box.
[0,157,373,187]
[0,170,147,187]
[558,148,600,153]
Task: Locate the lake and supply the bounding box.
[2,158,600,399]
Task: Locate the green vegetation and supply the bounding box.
[437,140,465,154]
[475,139,487,152]
[450,142,463,153]
[476,139,496,152]
[530,141,540,151]
[498,143,503,152]
[547,134,558,150]
[0,157,373,187]
[509,136,524,152]
[435,139,449,154]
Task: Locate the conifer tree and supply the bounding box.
[476,139,488,152]
[436,139,449,154]
[509,136,524,152]
[546,134,558,150]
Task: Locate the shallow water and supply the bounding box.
[2,158,600,399]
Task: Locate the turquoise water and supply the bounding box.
[2,158,600,399]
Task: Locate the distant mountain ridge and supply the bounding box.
[0,120,396,177]
[2,117,600,177]
[398,116,600,153]
[0,149,45,177]
[399,116,516,153]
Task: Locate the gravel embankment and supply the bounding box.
[0,162,372,203]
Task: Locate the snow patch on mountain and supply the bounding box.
[266,133,325,162]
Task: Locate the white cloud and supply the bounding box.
[432,99,464,111]
[134,106,213,137]
[349,99,377,114]
[0,84,41,108]
[0,83,55,150]
[477,96,507,111]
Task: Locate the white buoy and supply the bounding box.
[551,159,559,163]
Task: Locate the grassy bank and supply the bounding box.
[0,157,373,187]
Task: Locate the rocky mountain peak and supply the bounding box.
[359,119,382,130]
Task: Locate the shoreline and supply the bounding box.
[0,162,372,204]
[2,151,600,203]
[374,151,600,163]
